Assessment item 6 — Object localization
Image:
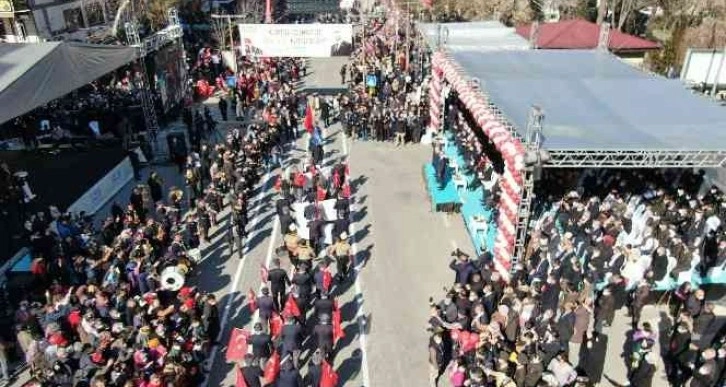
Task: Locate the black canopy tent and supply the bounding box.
[0,41,138,126]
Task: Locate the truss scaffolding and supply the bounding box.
[544,149,726,168]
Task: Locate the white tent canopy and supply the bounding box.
[0,42,138,125]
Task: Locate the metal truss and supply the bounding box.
[138,24,183,58]
[544,149,726,168]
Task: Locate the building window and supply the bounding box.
[85,1,104,26]
[63,7,83,31]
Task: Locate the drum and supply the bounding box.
[160,266,186,292]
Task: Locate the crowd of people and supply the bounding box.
[5,46,312,386]
[235,124,353,386]
[336,17,428,145]
[427,116,726,386]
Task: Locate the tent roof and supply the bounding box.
[418,22,530,52]
[0,42,137,125]
[515,19,660,51]
[450,49,726,151]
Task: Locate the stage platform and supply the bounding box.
[423,163,462,213]
[440,133,497,255]
[0,146,127,261]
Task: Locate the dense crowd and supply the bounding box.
[6,51,309,387]
[337,17,428,145]
[1,67,154,150]
[427,110,726,386]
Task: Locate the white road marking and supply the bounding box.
[203,168,272,385]
[450,240,458,249]
[344,134,372,387]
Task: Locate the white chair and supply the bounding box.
[483,173,499,191]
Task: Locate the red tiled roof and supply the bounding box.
[515,19,660,51]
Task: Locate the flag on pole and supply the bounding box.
[225,328,250,363]
[247,288,257,312]
[304,105,314,133]
[263,350,281,383]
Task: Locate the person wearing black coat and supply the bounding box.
[277,360,303,387]
[268,258,290,311]
[241,354,263,387]
[147,172,163,203]
[449,251,474,285]
[249,323,272,363]
[629,353,656,387]
[281,316,303,368]
[314,314,334,358]
[578,330,608,384]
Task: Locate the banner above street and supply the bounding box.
[237,24,353,58]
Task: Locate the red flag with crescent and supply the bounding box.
[247,288,257,312]
[263,350,281,383]
[283,294,301,318]
[225,328,250,363]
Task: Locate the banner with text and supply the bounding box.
[237,24,353,58]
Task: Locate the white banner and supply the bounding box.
[67,156,133,215]
[237,24,353,58]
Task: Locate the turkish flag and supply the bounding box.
[283,294,301,318]
[270,312,283,339]
[322,270,333,293]
[332,301,344,344]
[260,265,269,283]
[247,288,257,312]
[263,350,281,383]
[304,105,314,133]
[236,365,249,387]
[225,328,250,363]
[320,360,339,387]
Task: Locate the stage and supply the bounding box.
[0,146,127,261]
[423,162,462,213]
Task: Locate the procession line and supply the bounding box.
[203,166,273,386]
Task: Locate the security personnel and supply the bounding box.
[284,224,301,265]
[268,258,290,311]
[328,232,352,280]
[297,239,315,267]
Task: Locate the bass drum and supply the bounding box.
[160,265,188,292]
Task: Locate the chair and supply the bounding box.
[483,173,499,191]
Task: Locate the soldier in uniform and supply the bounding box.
[328,232,352,281]
[284,225,301,266]
[297,239,315,268]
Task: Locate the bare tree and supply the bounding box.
[236,0,263,20]
[596,0,607,24]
